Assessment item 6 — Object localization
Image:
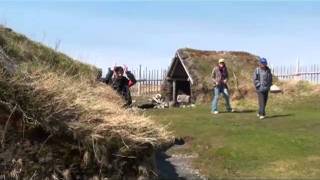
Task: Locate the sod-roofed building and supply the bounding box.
[163,48,260,103]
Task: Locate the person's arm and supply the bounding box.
[212,67,218,85]
[267,69,273,89]
[126,70,137,87]
[253,68,261,89]
[224,67,229,84]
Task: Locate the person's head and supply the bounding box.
[259,57,268,68]
[114,66,124,78]
[218,58,225,68]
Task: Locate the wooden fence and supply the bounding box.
[272,63,320,84]
[130,65,167,96]
[128,63,320,97]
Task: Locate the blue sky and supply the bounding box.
[0,1,320,74]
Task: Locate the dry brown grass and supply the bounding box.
[0,25,173,178]
[23,67,172,147]
[276,80,320,97]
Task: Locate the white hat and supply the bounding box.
[219,59,225,63]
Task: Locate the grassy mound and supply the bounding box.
[0,26,173,179]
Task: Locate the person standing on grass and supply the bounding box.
[211,58,233,114]
[253,57,273,119]
[105,66,136,107]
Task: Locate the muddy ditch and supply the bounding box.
[156,137,207,180]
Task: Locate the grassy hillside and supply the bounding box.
[0,26,97,79]
[0,26,173,179]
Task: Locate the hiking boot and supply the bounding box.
[227,109,234,113]
[259,116,265,120]
[257,114,260,117]
[211,111,219,114]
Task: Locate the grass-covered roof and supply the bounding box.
[166,48,260,102]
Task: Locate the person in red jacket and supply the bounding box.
[105,66,136,107]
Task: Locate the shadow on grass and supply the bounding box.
[233,109,256,113]
[214,109,256,114]
[267,114,294,119]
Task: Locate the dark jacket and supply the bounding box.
[253,67,273,92]
[105,68,137,106]
[211,66,229,88]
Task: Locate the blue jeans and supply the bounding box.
[211,86,232,112]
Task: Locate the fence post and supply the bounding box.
[317,64,320,83]
[148,69,151,95]
[157,70,159,92]
[173,80,176,103]
[294,58,300,80]
[273,63,319,84]
[145,67,148,95]
[138,65,141,96]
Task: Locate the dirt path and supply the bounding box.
[156,144,207,180]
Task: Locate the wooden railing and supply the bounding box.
[130,65,167,96]
[272,64,320,84]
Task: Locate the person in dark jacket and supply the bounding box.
[211,59,233,114]
[96,68,105,82]
[253,57,273,119]
[105,66,136,107]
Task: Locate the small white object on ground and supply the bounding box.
[177,94,190,104]
[211,111,219,114]
[270,85,282,93]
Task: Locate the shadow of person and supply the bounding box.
[233,109,256,113]
[267,114,293,119]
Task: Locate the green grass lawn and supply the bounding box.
[148,95,320,179]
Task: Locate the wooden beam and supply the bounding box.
[172,80,176,103]
[176,51,194,84]
[189,81,193,102]
[169,58,178,77]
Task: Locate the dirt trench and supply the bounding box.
[156,138,207,180]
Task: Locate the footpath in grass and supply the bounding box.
[148,96,320,179]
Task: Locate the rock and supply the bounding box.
[83,151,91,167]
[63,169,72,180]
[270,85,282,93]
[177,94,190,104]
[90,176,99,180]
[169,101,176,107]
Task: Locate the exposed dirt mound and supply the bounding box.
[0,26,173,179]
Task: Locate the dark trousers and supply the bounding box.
[257,91,269,116]
[121,86,132,107]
